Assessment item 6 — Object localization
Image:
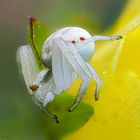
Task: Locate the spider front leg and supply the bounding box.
[41,107,59,123]
[42,92,59,123]
[17,45,59,123]
[77,35,123,47]
[86,63,102,100]
[51,38,93,112]
[68,78,90,112]
[68,63,102,112]
[35,89,59,123]
[32,93,59,123]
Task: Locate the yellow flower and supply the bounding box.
[66,0,140,140]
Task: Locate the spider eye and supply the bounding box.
[71,40,76,44]
[80,37,86,41]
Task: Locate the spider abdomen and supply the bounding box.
[41,27,95,68]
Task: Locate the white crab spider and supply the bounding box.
[17,27,122,123]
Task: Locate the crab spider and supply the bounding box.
[17,27,122,123]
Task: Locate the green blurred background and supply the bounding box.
[0,0,127,139]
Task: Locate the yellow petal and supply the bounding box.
[66,0,140,140]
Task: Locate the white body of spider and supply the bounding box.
[17,26,122,122]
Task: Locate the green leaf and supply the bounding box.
[0,93,93,140]
[27,17,49,69]
[41,93,93,140]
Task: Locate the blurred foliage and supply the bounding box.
[0,93,93,140]
[42,0,127,32]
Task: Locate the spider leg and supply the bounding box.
[42,92,59,123]
[68,78,90,112]
[17,45,59,122]
[51,38,94,111]
[16,45,40,95]
[34,90,59,123]
[76,35,123,47]
[86,63,102,100]
[40,106,59,123]
[32,92,59,123]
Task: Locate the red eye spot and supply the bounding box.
[80,37,86,41]
[71,40,76,44]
